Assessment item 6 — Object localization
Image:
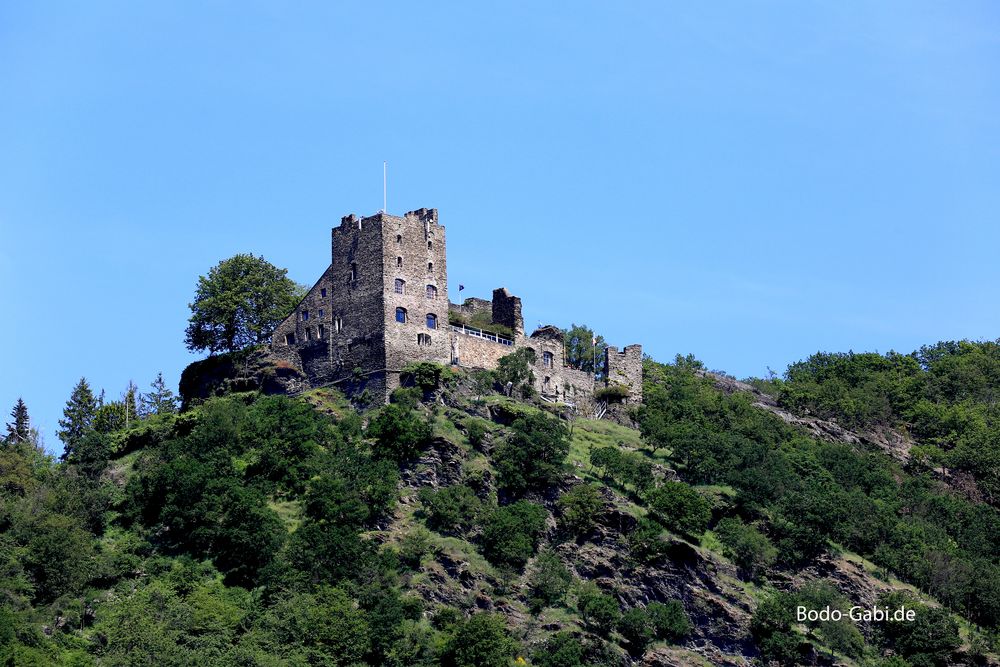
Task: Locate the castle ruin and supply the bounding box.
[269,208,642,411]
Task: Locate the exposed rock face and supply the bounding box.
[702,372,913,462]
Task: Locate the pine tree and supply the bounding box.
[139,372,178,417]
[124,380,139,428]
[4,398,30,444]
[57,378,98,461]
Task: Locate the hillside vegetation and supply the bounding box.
[2,343,1000,666]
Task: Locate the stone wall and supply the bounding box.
[492,288,524,338]
[451,331,515,370]
[381,209,451,394]
[605,344,643,404]
[524,325,595,409]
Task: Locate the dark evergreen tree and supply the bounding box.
[140,372,178,417]
[4,398,30,444]
[57,378,98,461]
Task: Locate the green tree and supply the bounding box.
[618,608,654,654]
[577,586,620,637]
[715,517,777,580]
[493,348,536,397]
[419,485,481,536]
[527,549,572,612]
[646,482,711,538]
[480,501,547,568]
[533,632,586,667]
[445,613,518,667]
[57,378,98,461]
[646,601,690,642]
[4,398,29,445]
[184,253,304,354]
[493,413,570,494]
[556,483,603,538]
[140,372,178,417]
[367,404,432,462]
[563,323,607,377]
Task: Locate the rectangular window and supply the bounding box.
[318,324,325,338]
[306,328,313,341]
[334,317,343,332]
[302,310,309,321]
[285,333,296,345]
[320,288,327,298]
[319,309,325,318]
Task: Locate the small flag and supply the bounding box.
[459,284,465,291]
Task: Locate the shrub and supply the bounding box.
[646,482,711,538]
[715,517,777,580]
[418,485,481,536]
[367,404,432,462]
[465,418,488,448]
[577,588,620,637]
[401,362,452,393]
[493,348,536,396]
[480,501,547,568]
[646,601,690,642]
[533,632,586,667]
[556,484,603,538]
[618,608,654,653]
[628,518,670,563]
[445,613,518,667]
[527,549,572,612]
[493,413,570,495]
[595,383,631,403]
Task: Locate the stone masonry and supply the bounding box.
[270,208,642,409]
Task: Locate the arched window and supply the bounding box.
[349,263,357,282]
[426,284,437,299]
[426,313,437,329]
[396,256,403,268]
[417,333,432,346]
[395,307,407,324]
[543,351,553,368]
[396,234,402,244]
[427,261,434,272]
[394,278,405,294]
[428,240,433,250]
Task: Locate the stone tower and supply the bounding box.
[270,208,450,401]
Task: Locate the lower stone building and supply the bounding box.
[269,207,642,411]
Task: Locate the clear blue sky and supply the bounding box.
[1,2,998,453]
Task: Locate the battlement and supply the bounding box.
[404,208,438,224]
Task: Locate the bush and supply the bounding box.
[401,362,452,393]
[595,383,631,403]
[445,613,518,667]
[556,484,603,539]
[618,608,653,653]
[715,517,777,580]
[465,418,488,448]
[628,518,670,564]
[398,528,435,569]
[367,404,432,462]
[493,413,570,495]
[533,632,586,667]
[526,549,572,612]
[577,586,620,637]
[646,482,711,538]
[646,601,690,642]
[480,501,547,568]
[493,348,536,396]
[418,485,481,536]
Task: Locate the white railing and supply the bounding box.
[450,324,514,346]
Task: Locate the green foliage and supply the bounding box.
[617,607,653,653]
[564,323,607,377]
[139,372,178,417]
[594,383,631,402]
[646,481,711,538]
[480,501,547,568]
[493,348,536,397]
[444,613,518,667]
[402,362,453,393]
[184,253,304,354]
[533,632,586,667]
[627,518,670,564]
[576,585,620,637]
[526,549,572,612]
[589,446,653,494]
[4,398,30,445]
[876,592,960,667]
[556,483,604,538]
[646,600,690,642]
[57,377,98,461]
[367,403,432,462]
[750,592,801,666]
[465,418,488,448]
[715,517,777,579]
[493,412,570,494]
[418,485,482,536]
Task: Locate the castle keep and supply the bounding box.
[269,208,642,410]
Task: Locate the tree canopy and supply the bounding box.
[184,253,305,354]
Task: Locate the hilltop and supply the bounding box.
[3,342,1000,666]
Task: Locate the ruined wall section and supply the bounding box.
[605,344,643,403]
[492,288,524,339]
[381,209,451,393]
[451,333,514,370]
[524,326,595,409]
